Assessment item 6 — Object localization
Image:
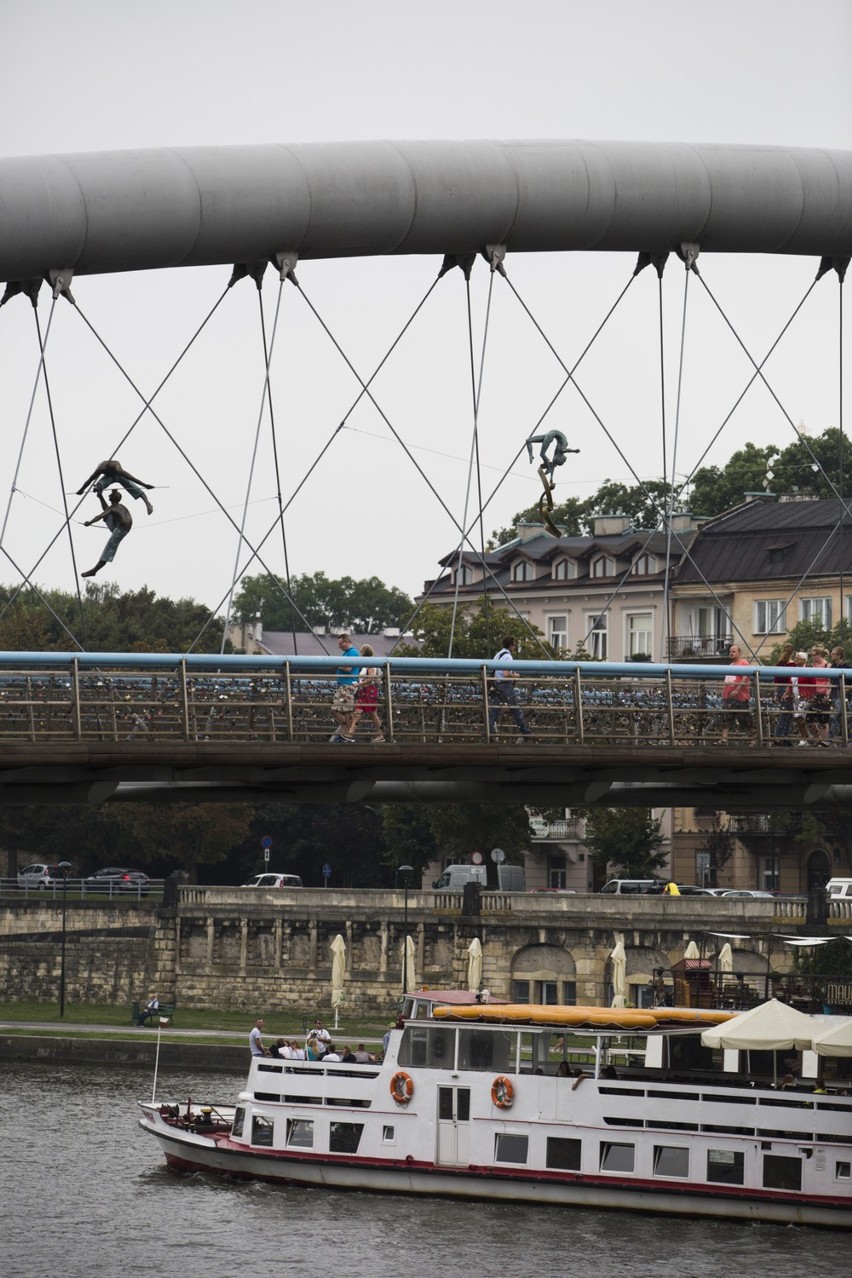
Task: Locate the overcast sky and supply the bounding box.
[1,0,850,636]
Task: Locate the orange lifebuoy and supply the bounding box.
[390,1070,414,1104]
[491,1075,514,1108]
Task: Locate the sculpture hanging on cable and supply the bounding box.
[77,458,155,515]
[525,429,579,538]
[80,489,132,578]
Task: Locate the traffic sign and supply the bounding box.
[322,863,332,879]
[491,847,506,863]
[471,851,483,865]
[261,835,273,848]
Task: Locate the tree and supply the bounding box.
[696,815,734,885]
[397,598,552,659]
[491,481,672,546]
[233,571,413,633]
[580,807,667,888]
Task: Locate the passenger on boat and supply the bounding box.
[571,1070,592,1090]
[306,1036,326,1061]
[269,1038,288,1059]
[249,1018,268,1057]
[288,1041,306,1060]
[556,1061,571,1077]
[778,1073,796,1089]
[340,1045,357,1063]
[324,1044,341,1061]
[353,1044,376,1063]
[307,1018,331,1053]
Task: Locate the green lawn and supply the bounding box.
[0,1000,391,1039]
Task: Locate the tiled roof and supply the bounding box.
[675,498,852,584]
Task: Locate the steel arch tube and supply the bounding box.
[1,139,851,281]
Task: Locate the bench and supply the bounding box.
[131,1001,176,1025]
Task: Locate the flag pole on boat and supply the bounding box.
[151,1015,170,1103]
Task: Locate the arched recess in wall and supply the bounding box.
[511,943,576,1005]
[807,848,832,890]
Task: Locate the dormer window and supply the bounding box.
[591,555,615,578]
[512,560,534,583]
[553,558,575,581]
[457,565,474,586]
[631,553,655,576]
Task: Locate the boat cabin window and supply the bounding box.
[494,1133,529,1165]
[398,1026,456,1069]
[667,1035,719,1075]
[546,1137,582,1171]
[653,1145,689,1178]
[329,1122,364,1154]
[251,1115,274,1147]
[600,1142,635,1173]
[763,1154,802,1192]
[286,1118,314,1149]
[232,1107,245,1138]
[707,1149,744,1185]
[457,1028,513,1073]
[836,1161,850,1180]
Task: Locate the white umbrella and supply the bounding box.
[402,934,417,992]
[684,940,700,960]
[717,942,733,974]
[811,1018,852,1057]
[466,938,483,994]
[330,934,346,1028]
[610,940,627,1009]
[701,998,816,1051]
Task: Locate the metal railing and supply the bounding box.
[0,651,848,748]
[0,876,164,902]
[666,635,734,659]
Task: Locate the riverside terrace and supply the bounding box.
[1,652,852,810]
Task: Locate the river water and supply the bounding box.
[0,1059,846,1278]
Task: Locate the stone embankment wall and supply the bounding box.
[0,889,804,1014]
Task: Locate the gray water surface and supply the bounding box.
[0,1061,844,1278]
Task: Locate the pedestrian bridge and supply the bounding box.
[2,652,852,811]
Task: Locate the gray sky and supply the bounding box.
[1,0,850,629]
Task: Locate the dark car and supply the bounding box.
[84,867,150,895]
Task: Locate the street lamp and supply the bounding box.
[398,864,413,996]
[57,861,72,1018]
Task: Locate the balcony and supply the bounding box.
[529,818,585,841]
[666,635,733,660]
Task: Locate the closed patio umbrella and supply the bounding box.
[610,940,627,1009]
[402,934,417,992]
[467,938,483,994]
[718,942,734,974]
[330,934,346,1028]
[684,940,700,960]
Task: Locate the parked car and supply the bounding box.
[84,867,150,894]
[719,889,775,899]
[17,863,64,889]
[242,873,304,888]
[600,879,660,894]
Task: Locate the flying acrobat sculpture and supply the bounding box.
[77,458,155,515]
[525,429,579,537]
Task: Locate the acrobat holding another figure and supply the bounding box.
[81,490,132,578]
[525,429,579,537]
[77,458,155,515]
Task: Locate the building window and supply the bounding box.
[760,855,779,892]
[457,564,473,586]
[512,560,534,583]
[696,605,729,639]
[586,613,608,659]
[553,558,575,580]
[536,981,558,1005]
[548,616,568,650]
[627,612,653,657]
[631,553,655,576]
[754,599,787,634]
[511,980,530,1003]
[548,855,567,889]
[800,597,832,628]
[591,555,615,578]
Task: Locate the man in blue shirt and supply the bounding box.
[330,632,359,742]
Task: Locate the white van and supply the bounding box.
[599,879,660,895]
[826,878,852,899]
[432,865,488,890]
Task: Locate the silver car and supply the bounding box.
[17,863,59,889]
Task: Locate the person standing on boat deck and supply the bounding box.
[77,457,155,514]
[249,1018,268,1057]
[307,1017,331,1053]
[488,635,531,739]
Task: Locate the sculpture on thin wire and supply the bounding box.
[525,429,579,538]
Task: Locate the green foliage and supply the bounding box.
[233,571,413,634]
[397,598,551,659]
[579,807,667,887]
[0,582,225,653]
[696,814,734,880]
[793,939,852,978]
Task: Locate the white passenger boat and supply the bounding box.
[138,1000,852,1229]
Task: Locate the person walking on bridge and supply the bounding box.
[488,635,531,741]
